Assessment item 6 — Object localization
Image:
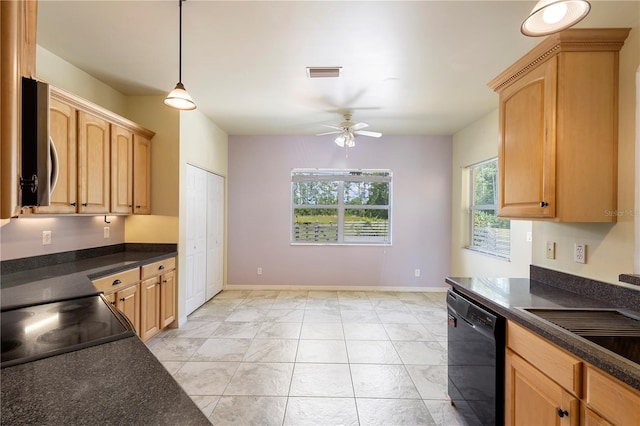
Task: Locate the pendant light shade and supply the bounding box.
[165,82,196,110]
[164,0,196,110]
[521,0,591,37]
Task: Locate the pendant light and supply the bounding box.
[164,0,196,110]
[521,0,591,37]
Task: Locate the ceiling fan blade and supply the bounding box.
[316,131,342,136]
[354,130,382,138]
[321,124,343,130]
[351,122,369,131]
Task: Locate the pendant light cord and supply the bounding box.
[178,0,183,83]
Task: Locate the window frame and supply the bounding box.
[467,158,510,259]
[291,168,392,246]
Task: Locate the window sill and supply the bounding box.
[464,246,510,261]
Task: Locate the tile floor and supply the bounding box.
[147,290,470,425]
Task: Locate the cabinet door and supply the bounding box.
[34,98,77,213]
[78,111,110,214]
[133,134,151,214]
[506,350,579,426]
[160,270,176,328]
[581,407,613,426]
[498,57,557,219]
[140,277,160,341]
[110,125,133,214]
[116,284,140,334]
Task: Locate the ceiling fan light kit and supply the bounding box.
[164,0,197,110]
[521,0,591,36]
[317,113,382,149]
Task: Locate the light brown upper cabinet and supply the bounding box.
[133,135,151,215]
[111,125,134,214]
[32,85,154,215]
[78,111,110,214]
[488,28,630,222]
[34,98,77,214]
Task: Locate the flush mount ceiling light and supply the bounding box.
[521,0,591,36]
[164,0,196,110]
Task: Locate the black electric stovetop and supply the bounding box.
[1,295,135,368]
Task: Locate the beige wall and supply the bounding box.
[177,110,229,324]
[532,27,639,284]
[124,96,180,243]
[36,46,126,116]
[451,110,533,278]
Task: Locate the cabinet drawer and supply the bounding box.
[141,257,176,280]
[585,365,640,426]
[507,321,583,397]
[92,268,140,294]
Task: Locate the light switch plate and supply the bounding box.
[546,241,555,259]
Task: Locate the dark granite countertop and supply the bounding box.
[1,336,210,425]
[1,244,177,311]
[446,273,640,391]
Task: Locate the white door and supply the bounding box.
[185,165,207,316]
[206,173,224,299]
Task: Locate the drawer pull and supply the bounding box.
[112,279,122,286]
[540,201,548,207]
[556,408,568,418]
[119,298,125,302]
[158,265,165,270]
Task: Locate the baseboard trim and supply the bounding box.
[223,284,449,292]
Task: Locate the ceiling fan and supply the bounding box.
[317,113,382,148]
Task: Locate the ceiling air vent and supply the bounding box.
[306,67,342,78]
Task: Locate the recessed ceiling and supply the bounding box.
[36,1,638,136]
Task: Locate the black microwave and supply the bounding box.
[21,77,55,207]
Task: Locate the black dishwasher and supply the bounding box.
[447,288,505,426]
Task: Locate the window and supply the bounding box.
[468,159,510,257]
[291,169,392,245]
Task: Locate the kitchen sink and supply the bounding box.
[521,308,640,365]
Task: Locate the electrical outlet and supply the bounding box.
[42,231,52,245]
[546,241,555,259]
[257,267,263,275]
[574,243,587,264]
[104,226,110,239]
[414,269,421,277]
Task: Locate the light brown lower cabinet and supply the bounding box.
[139,257,177,342]
[506,349,579,426]
[506,320,640,426]
[93,259,176,341]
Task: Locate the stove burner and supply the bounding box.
[36,321,108,346]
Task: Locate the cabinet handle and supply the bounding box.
[110,301,116,306]
[135,205,141,209]
[556,408,568,418]
[119,298,125,302]
[163,279,168,284]
[128,204,133,208]
[540,201,548,207]
[112,279,122,286]
[70,202,77,207]
[158,265,165,270]
[82,203,88,207]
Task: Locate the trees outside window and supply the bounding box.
[292,169,392,244]
[469,159,510,257]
